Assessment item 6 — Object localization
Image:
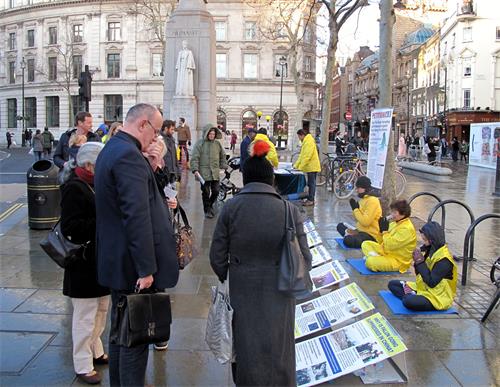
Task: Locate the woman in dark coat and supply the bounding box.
[60,142,110,385]
[210,140,312,386]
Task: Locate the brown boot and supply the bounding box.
[77,370,101,385]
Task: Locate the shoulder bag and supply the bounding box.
[278,200,313,297]
[111,288,172,348]
[173,205,197,269]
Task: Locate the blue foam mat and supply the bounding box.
[379,290,458,315]
[334,237,360,250]
[347,258,401,275]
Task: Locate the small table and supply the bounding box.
[274,166,306,196]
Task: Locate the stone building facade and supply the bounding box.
[0,0,317,148]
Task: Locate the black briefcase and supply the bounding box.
[114,290,172,348]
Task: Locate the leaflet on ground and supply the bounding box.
[310,244,332,267]
[307,230,322,248]
[309,260,349,291]
[295,312,407,387]
[303,219,316,234]
[295,283,375,339]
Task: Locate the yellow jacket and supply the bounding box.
[407,245,457,310]
[380,218,417,272]
[254,133,279,167]
[353,195,382,242]
[293,134,321,172]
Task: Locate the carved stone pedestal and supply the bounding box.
[170,96,197,134]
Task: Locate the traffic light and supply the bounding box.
[78,65,92,101]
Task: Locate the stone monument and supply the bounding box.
[164,0,216,141]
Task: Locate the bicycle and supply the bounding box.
[317,153,359,189]
[333,158,406,199]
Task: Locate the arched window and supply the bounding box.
[241,109,257,136]
[217,109,227,133]
[273,110,288,137]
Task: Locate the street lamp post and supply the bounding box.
[406,72,411,135]
[277,56,287,146]
[21,57,26,146]
[443,64,448,137]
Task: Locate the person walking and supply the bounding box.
[239,128,257,171]
[425,138,438,163]
[230,131,237,153]
[59,142,110,385]
[6,131,12,149]
[334,131,346,156]
[294,129,320,206]
[95,103,179,387]
[176,117,191,163]
[161,119,180,184]
[102,122,122,144]
[460,139,469,162]
[451,137,459,161]
[190,125,227,218]
[42,127,54,158]
[398,133,407,157]
[254,128,278,167]
[210,140,312,386]
[440,136,448,158]
[54,112,100,169]
[32,129,43,161]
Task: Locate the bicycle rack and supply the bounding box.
[461,213,500,286]
[408,192,445,227]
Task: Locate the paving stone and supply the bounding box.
[0,288,37,312]
[14,289,71,314]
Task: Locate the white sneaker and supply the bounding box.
[154,341,169,351]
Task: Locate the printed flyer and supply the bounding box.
[310,244,333,267]
[307,230,323,248]
[295,283,375,339]
[366,108,393,189]
[309,261,349,291]
[295,313,407,386]
[303,219,316,234]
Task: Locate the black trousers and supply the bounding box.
[337,223,375,248]
[202,180,220,213]
[388,280,436,311]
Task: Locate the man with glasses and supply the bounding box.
[95,103,179,387]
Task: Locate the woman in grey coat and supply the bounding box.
[210,140,312,386]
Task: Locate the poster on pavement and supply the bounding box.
[295,313,407,387]
[309,260,349,291]
[307,230,323,248]
[310,244,333,267]
[469,123,500,169]
[303,219,316,234]
[295,283,375,339]
[366,108,394,189]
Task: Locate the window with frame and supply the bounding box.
[71,95,85,119]
[104,95,123,122]
[9,0,15,8]
[27,29,35,47]
[216,53,227,78]
[107,53,120,78]
[152,53,163,76]
[244,21,256,41]
[243,53,257,79]
[48,57,57,80]
[452,32,456,48]
[7,99,17,128]
[25,97,37,128]
[275,22,287,39]
[304,24,312,44]
[108,22,121,42]
[496,27,500,40]
[9,32,16,50]
[46,96,59,127]
[274,55,288,78]
[215,21,226,41]
[463,60,472,77]
[72,55,82,79]
[463,89,471,108]
[73,24,83,43]
[8,61,16,84]
[463,26,472,42]
[27,58,35,82]
[304,56,312,72]
[49,26,57,44]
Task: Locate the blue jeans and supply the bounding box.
[109,291,149,387]
[306,172,317,202]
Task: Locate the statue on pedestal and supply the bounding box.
[175,40,196,96]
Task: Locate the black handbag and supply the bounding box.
[112,289,172,348]
[278,201,313,297]
[39,220,88,268]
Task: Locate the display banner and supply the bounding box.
[469,123,500,169]
[366,108,394,189]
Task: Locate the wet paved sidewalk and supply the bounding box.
[0,154,499,386]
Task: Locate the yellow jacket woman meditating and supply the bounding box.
[362,200,417,273]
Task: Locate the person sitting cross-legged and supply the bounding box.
[388,221,457,311]
[362,200,417,273]
[336,176,382,248]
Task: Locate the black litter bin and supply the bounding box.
[27,160,60,229]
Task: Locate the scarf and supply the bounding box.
[75,166,94,185]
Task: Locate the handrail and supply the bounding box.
[408,192,445,227]
[461,213,500,286]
